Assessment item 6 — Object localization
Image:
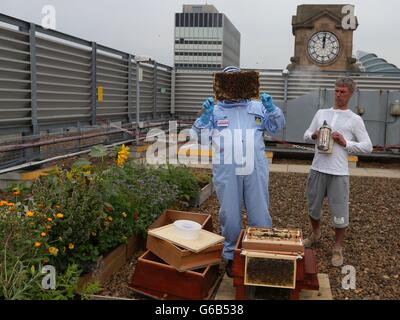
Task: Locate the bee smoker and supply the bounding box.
[317,120,333,154]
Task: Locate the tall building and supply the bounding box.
[174,4,240,69]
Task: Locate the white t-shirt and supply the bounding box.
[304,108,373,176]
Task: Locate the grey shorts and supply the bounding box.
[306,169,350,228]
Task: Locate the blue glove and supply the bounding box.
[199,97,214,125]
[261,93,277,113]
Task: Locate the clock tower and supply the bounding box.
[287,4,359,71]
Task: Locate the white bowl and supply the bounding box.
[173,220,202,240]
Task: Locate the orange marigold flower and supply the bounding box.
[26,211,34,217]
[47,217,53,222]
[13,190,21,196]
[48,247,59,256]
[56,213,64,219]
[34,242,41,248]
[40,232,47,237]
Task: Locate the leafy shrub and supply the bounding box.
[154,165,200,203]
[102,162,178,237]
[30,168,106,272]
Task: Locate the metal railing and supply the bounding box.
[1,13,400,169]
[0,13,173,138]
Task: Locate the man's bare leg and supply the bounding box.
[304,217,322,248]
[334,228,346,249]
[310,217,321,236]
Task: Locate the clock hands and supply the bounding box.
[322,34,327,49]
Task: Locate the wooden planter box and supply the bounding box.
[192,183,214,207]
[147,209,222,271]
[233,230,319,300]
[130,250,220,300]
[78,236,144,291]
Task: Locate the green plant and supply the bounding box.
[194,172,212,189]
[30,167,106,272]
[27,264,82,300]
[102,162,178,237]
[155,165,200,203]
[80,281,103,300]
[0,254,42,300]
[0,201,48,300]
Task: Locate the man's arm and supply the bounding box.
[304,110,321,144]
[345,117,373,154]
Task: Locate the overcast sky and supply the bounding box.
[0,0,399,69]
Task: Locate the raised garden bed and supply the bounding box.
[78,236,144,292]
[193,182,214,207]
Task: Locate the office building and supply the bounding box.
[174,4,240,69]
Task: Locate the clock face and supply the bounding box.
[308,32,340,65]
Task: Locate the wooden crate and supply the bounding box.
[146,210,221,271]
[130,250,220,300]
[147,233,223,271]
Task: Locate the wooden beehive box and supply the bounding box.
[242,227,304,255]
[130,250,220,300]
[146,210,223,271]
[213,71,260,101]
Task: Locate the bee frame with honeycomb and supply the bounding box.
[213,71,260,101]
[242,227,304,255]
[244,251,297,289]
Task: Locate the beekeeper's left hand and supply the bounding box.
[261,93,277,113]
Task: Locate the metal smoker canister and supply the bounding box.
[317,120,332,152]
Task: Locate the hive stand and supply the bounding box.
[232,230,319,300]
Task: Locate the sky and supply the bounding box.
[0,0,399,69]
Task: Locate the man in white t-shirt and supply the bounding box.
[303,77,373,267]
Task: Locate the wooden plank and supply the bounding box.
[88,295,135,300]
[78,236,140,292]
[304,248,318,275]
[148,224,224,253]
